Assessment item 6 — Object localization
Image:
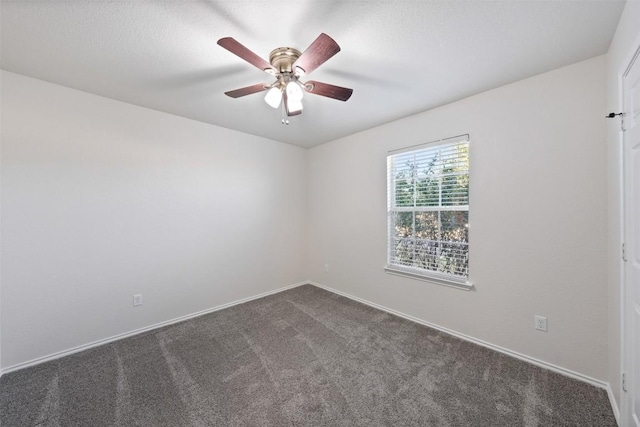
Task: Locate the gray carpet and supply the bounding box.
[0,285,616,426]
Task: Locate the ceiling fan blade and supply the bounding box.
[224,83,269,98]
[293,33,341,75]
[217,37,275,73]
[305,81,353,101]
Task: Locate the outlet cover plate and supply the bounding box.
[133,294,142,306]
[534,315,547,332]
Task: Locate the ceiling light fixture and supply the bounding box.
[265,48,306,124]
[217,34,354,125]
[264,86,282,109]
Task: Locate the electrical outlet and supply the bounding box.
[133,294,143,307]
[534,315,547,332]
[323,264,329,273]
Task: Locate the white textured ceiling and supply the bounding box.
[0,1,625,148]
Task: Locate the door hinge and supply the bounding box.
[622,243,627,262]
[622,372,627,392]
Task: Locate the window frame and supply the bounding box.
[385,135,472,290]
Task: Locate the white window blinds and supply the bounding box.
[387,135,470,284]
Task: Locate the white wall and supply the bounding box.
[307,56,608,381]
[605,0,640,413]
[0,71,307,369]
[0,49,617,390]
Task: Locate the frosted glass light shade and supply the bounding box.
[287,99,303,113]
[286,81,304,101]
[264,87,282,108]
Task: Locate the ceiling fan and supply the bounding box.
[217,33,353,124]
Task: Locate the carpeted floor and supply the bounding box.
[0,285,616,426]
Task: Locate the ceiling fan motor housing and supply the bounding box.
[269,47,302,74]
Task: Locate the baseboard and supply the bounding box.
[309,281,612,392]
[3,279,621,425]
[1,281,308,375]
[606,383,621,426]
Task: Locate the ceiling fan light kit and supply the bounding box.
[217,33,353,125]
[264,86,282,109]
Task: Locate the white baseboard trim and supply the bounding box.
[309,281,612,392]
[1,281,308,375]
[606,383,621,426]
[3,279,621,425]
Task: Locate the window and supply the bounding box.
[386,135,470,288]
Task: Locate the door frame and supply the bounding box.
[620,39,640,427]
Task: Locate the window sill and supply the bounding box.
[384,266,473,291]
